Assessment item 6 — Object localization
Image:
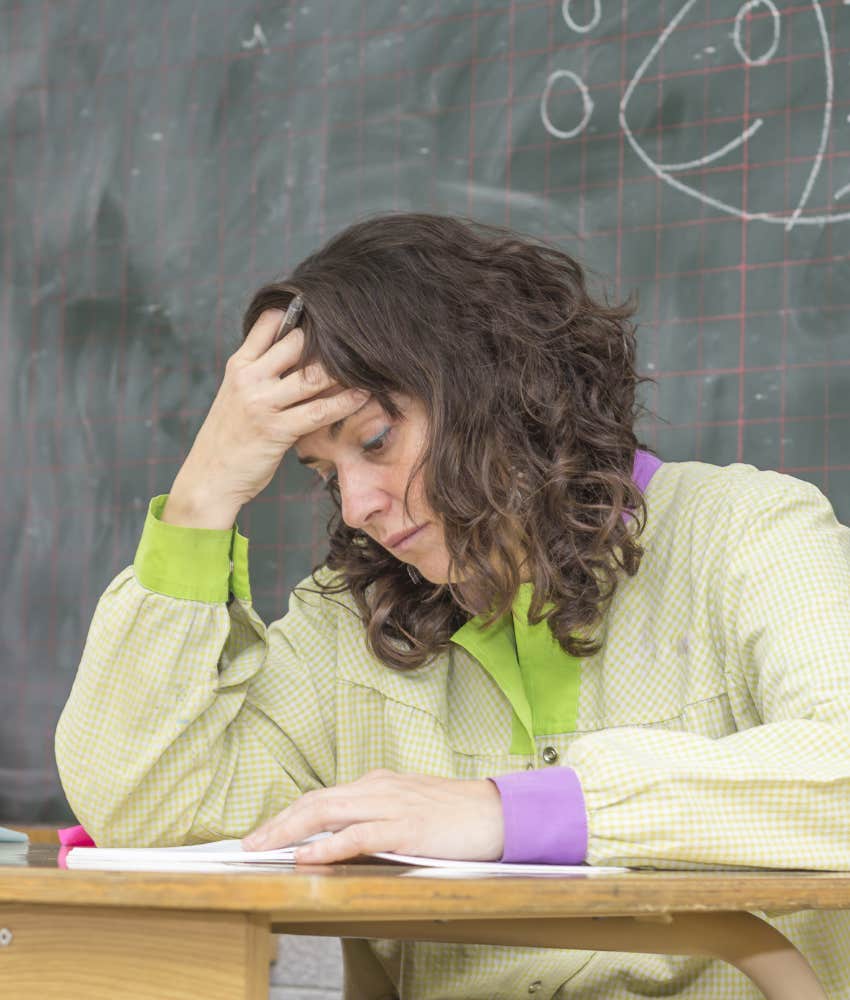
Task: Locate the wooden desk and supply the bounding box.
[2,845,850,1000]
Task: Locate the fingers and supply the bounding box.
[267,355,337,401]
[264,388,369,448]
[251,327,309,382]
[240,772,503,866]
[242,788,390,852]
[268,364,364,414]
[295,822,398,864]
[238,308,291,363]
[237,312,365,413]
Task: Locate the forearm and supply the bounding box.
[567,720,850,870]
[55,566,267,846]
[55,494,265,845]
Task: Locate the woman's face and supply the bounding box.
[293,391,452,583]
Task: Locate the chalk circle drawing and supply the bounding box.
[541,69,594,139]
[617,0,850,229]
[733,0,781,65]
[542,2,600,139]
[562,0,601,34]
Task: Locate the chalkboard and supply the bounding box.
[2,0,849,822]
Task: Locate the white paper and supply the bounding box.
[65,836,316,871]
[373,852,626,875]
[65,835,627,875]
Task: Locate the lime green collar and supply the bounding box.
[450,583,581,753]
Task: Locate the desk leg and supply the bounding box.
[275,911,827,1000]
[0,905,270,1000]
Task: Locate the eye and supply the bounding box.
[362,427,391,455]
[314,427,392,486]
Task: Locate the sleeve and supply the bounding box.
[490,768,588,864]
[566,475,850,871]
[55,496,340,848]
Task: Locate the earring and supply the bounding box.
[407,565,421,584]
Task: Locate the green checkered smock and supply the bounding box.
[56,460,850,999]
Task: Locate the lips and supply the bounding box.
[385,524,426,549]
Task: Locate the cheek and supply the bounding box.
[396,462,429,505]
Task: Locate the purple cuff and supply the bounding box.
[490,767,588,864]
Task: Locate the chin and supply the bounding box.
[413,561,451,586]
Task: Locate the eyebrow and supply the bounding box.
[295,398,372,466]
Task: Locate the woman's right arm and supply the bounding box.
[55,494,341,848]
[55,307,369,847]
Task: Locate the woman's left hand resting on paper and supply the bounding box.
[241,769,504,863]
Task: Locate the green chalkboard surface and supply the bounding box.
[2,0,849,820]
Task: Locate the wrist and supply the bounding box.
[162,475,242,531]
[476,778,505,861]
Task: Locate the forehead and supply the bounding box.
[293,396,374,465]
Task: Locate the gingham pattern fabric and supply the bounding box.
[56,460,850,1000]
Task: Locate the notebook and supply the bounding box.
[65,834,627,876]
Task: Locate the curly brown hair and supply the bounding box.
[242,212,657,671]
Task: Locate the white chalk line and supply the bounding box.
[616,0,849,227]
[656,119,764,171]
[541,69,594,139]
[562,0,601,34]
[733,0,781,67]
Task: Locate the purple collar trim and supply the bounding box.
[632,448,662,493]
[621,449,662,527]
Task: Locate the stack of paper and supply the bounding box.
[0,826,29,867]
[64,835,626,876]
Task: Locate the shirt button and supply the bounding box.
[541,746,559,764]
[528,981,543,994]
[525,762,534,770]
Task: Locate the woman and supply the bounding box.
[56,213,850,999]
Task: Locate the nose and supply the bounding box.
[336,464,392,535]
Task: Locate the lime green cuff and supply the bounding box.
[133,495,252,604]
[230,528,251,602]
